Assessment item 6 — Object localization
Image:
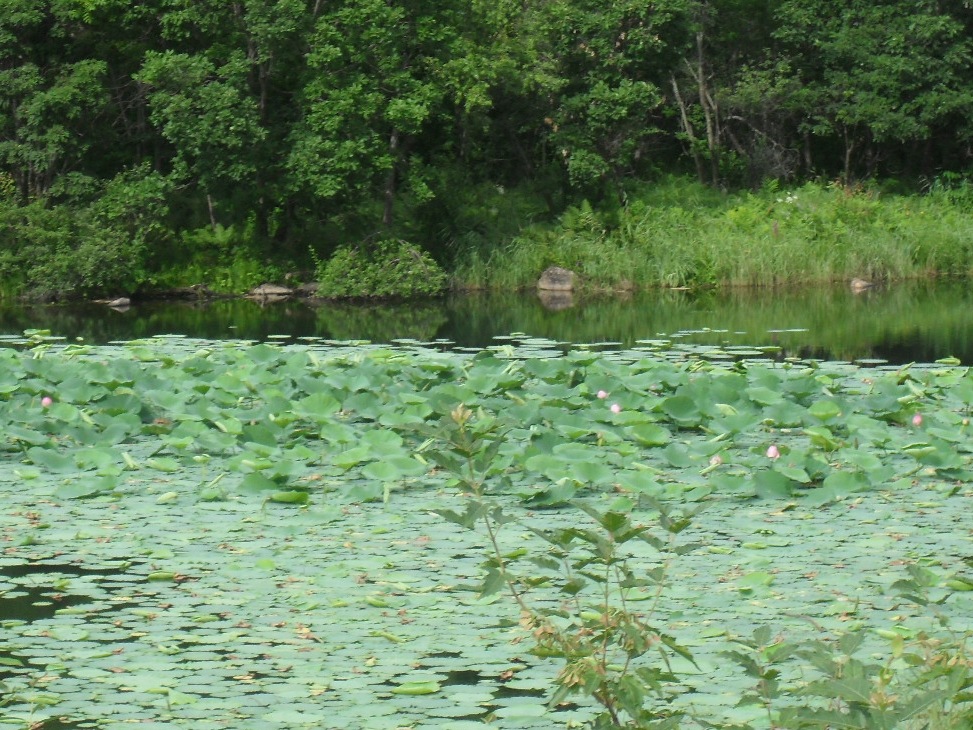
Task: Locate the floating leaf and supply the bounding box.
[146,457,181,473]
[54,475,117,499]
[629,423,671,446]
[390,680,442,695]
[239,472,280,492]
[268,490,310,504]
[27,447,74,473]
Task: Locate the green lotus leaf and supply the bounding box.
[333,446,370,469]
[661,395,702,426]
[267,490,310,505]
[53,475,117,499]
[239,472,280,492]
[629,423,671,446]
[773,463,811,484]
[361,429,405,455]
[390,680,442,695]
[746,386,785,406]
[4,424,52,447]
[822,470,870,494]
[145,457,181,473]
[27,447,75,473]
[570,460,613,485]
[808,400,842,421]
[752,469,794,498]
[361,458,425,481]
[295,392,341,419]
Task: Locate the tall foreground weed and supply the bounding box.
[453,177,973,290]
[423,404,973,728]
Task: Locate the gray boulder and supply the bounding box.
[247,283,293,299]
[537,266,576,292]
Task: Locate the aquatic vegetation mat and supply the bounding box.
[1,336,972,728]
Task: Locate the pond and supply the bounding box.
[2,338,972,728]
[1,278,971,364]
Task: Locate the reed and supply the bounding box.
[451,177,973,289]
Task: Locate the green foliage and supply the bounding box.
[315,239,447,299]
[0,165,171,296]
[3,0,973,293]
[148,222,288,293]
[425,403,696,727]
[2,338,973,725]
[454,177,973,289]
[137,50,267,193]
[420,377,973,727]
[724,594,973,729]
[0,58,109,197]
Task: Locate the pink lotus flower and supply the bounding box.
[766,444,780,460]
[596,390,609,399]
[610,403,622,414]
[41,396,53,408]
[912,413,923,427]
[709,454,723,467]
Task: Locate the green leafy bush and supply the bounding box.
[315,239,447,298]
[149,223,287,294]
[0,165,171,297]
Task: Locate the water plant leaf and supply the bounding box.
[752,470,794,498]
[239,472,280,492]
[26,447,74,473]
[362,457,426,481]
[391,680,442,695]
[629,423,671,446]
[808,400,842,421]
[145,457,181,473]
[2,338,972,729]
[268,490,310,504]
[53,475,117,499]
[662,395,702,426]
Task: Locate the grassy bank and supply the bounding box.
[452,177,973,290]
[7,174,972,300]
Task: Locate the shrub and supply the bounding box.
[0,165,172,297]
[315,239,447,298]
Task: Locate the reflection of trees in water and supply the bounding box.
[0,300,322,343]
[444,282,973,364]
[0,280,971,364]
[315,302,448,343]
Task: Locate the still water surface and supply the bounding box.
[1,279,970,364]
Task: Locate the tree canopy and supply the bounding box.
[0,0,971,294]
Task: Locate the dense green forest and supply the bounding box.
[1,0,972,298]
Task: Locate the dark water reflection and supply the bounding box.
[1,279,971,364]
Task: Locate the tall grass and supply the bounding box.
[451,176,973,289]
[147,224,290,294]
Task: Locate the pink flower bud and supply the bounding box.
[911,413,922,427]
[709,454,723,467]
[766,444,780,460]
[41,396,53,408]
[596,390,609,399]
[610,403,622,414]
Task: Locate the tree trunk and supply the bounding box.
[671,76,706,185]
[382,128,400,228]
[694,32,720,186]
[842,127,855,183]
